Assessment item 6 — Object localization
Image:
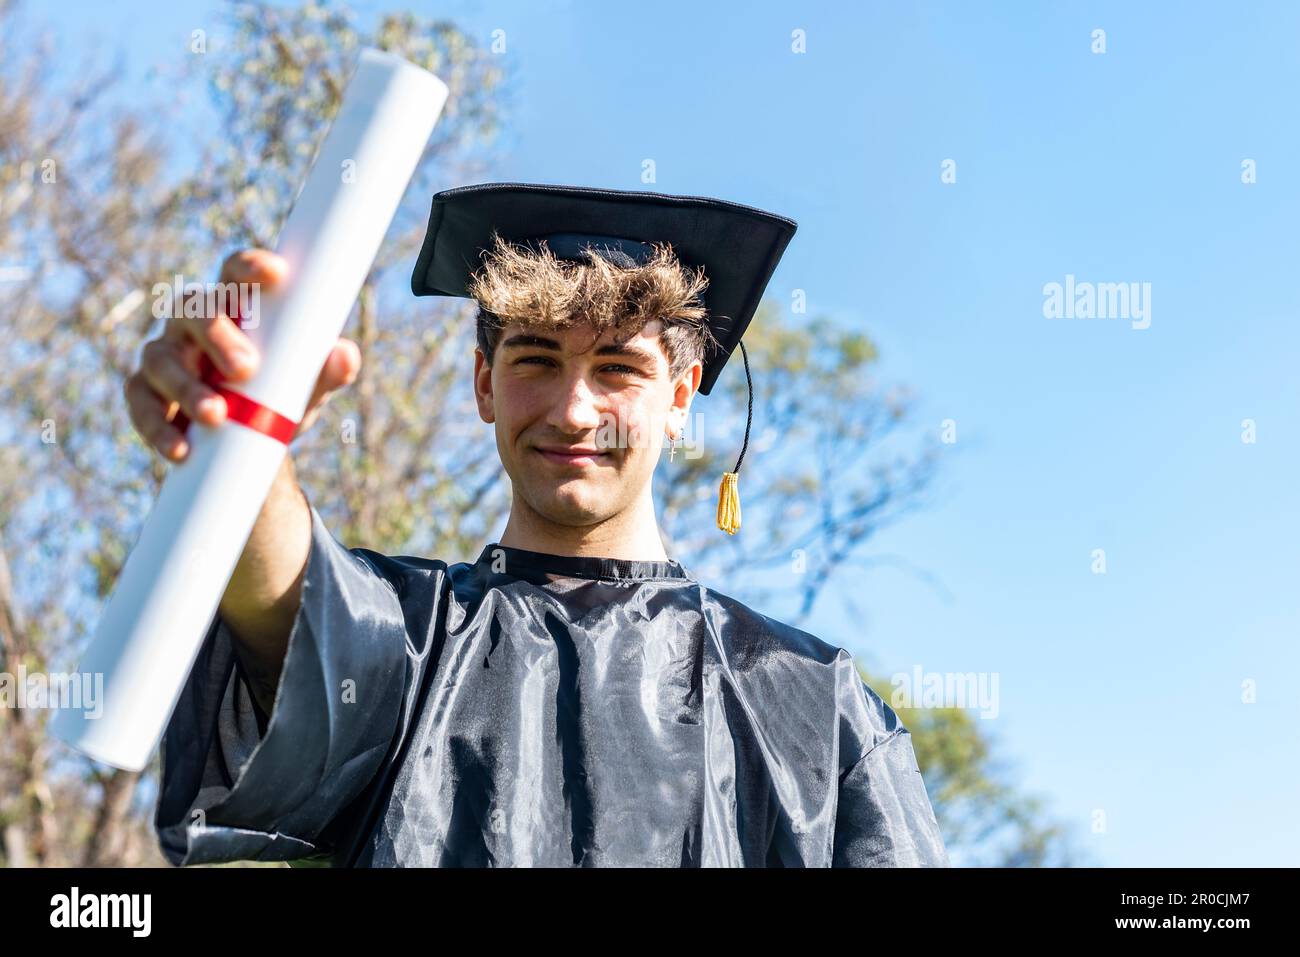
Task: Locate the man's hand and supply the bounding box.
[124,248,361,459]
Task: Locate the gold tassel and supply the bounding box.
[717,471,741,535]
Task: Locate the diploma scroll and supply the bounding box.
[48,49,450,772]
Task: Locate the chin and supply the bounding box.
[523,483,610,527]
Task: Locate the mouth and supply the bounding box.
[534,445,613,468]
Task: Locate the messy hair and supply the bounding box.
[468,231,717,382]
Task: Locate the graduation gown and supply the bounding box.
[154,503,950,867]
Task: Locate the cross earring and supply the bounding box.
[669,428,681,462]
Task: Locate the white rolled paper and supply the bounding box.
[48,48,449,772]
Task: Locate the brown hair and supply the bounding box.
[468,231,717,382]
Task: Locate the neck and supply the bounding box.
[498,486,670,561]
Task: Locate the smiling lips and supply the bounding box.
[535,445,612,467]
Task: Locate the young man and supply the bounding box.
[134,183,949,867]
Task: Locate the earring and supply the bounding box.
[669,427,681,462]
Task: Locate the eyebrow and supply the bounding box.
[499,333,660,367]
[500,333,564,352]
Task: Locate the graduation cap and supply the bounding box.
[410,182,797,534]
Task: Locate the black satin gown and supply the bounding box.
[155,501,950,867]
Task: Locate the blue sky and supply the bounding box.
[45,0,1300,865]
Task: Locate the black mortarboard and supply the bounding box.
[410,181,798,534]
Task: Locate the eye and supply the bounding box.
[601,363,641,376]
[516,355,555,367]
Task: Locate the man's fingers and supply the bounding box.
[160,308,258,380]
[128,248,286,460]
[124,374,191,461]
[196,312,258,380]
[219,249,288,287]
[139,340,227,427]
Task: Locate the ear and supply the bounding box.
[473,347,495,423]
[668,359,702,435]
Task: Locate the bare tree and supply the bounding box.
[0,0,504,867]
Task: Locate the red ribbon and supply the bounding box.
[172,353,297,445]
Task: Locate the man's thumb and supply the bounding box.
[306,339,361,413]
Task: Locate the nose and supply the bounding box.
[546,367,605,435]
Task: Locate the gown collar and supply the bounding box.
[474,542,693,581]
